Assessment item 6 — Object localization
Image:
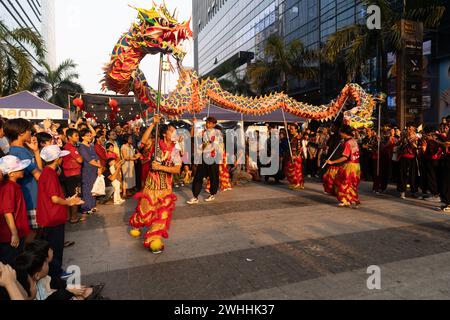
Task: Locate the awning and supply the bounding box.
[0,91,69,120]
[181,103,305,123]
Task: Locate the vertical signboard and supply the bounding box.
[396,20,424,129]
[439,58,450,121]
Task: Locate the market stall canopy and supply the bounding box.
[181,103,305,123]
[72,94,144,123]
[0,91,69,120]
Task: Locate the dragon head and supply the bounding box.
[130,1,192,62]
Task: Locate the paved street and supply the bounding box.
[64,179,450,300]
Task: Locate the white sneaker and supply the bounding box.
[425,195,441,203]
[205,195,216,202]
[187,198,199,205]
[400,192,406,199]
[114,199,126,205]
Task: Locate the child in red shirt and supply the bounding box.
[106,143,119,160]
[0,156,32,266]
[37,145,83,285]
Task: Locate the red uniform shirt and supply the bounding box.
[400,137,418,159]
[343,139,360,164]
[62,143,82,177]
[425,140,443,160]
[37,167,68,228]
[0,180,30,243]
[95,143,108,167]
[106,152,118,160]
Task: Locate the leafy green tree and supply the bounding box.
[30,59,84,107]
[0,20,45,96]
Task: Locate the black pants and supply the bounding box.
[42,224,65,288]
[372,154,390,192]
[441,156,450,205]
[360,152,372,181]
[398,157,418,193]
[0,239,24,266]
[192,164,219,198]
[391,160,400,185]
[424,159,440,196]
[306,158,317,176]
[135,160,142,191]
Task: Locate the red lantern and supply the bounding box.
[109,98,118,109]
[73,98,84,110]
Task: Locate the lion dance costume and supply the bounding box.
[284,134,304,190]
[129,140,181,253]
[335,138,361,206]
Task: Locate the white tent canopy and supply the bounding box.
[0,91,69,120]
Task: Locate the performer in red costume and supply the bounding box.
[323,124,344,195]
[129,116,182,254]
[326,125,361,208]
[284,126,305,190]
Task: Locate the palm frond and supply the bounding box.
[10,27,46,59]
[322,25,365,64]
[5,42,33,91]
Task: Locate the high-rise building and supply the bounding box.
[192,0,365,95]
[193,0,450,125]
[1,0,57,70]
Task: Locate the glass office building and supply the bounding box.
[1,0,56,70]
[193,0,279,77]
[193,0,366,99]
[193,0,450,125]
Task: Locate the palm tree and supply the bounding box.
[322,0,446,91]
[30,59,84,107]
[0,20,45,96]
[247,34,319,95]
[218,69,255,96]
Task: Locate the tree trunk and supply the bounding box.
[377,38,389,124]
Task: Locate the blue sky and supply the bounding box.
[55,0,194,93]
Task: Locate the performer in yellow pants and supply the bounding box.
[326,125,361,208]
[129,120,182,254]
[284,126,305,190]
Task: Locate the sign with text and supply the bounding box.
[396,20,424,128]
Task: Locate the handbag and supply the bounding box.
[91,175,106,196]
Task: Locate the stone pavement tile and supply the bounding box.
[231,287,290,300]
[276,277,332,299]
[64,181,450,300]
[339,291,402,300]
[386,279,450,299]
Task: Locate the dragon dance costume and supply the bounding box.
[129,139,182,252]
[323,134,344,195]
[335,138,361,206]
[284,133,304,190]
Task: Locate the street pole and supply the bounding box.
[281,109,294,161]
[377,101,382,177]
[154,52,164,161]
[67,94,71,125]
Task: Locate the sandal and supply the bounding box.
[64,241,75,248]
[86,283,105,300]
[70,219,80,224]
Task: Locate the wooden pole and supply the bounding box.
[154,53,164,161]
